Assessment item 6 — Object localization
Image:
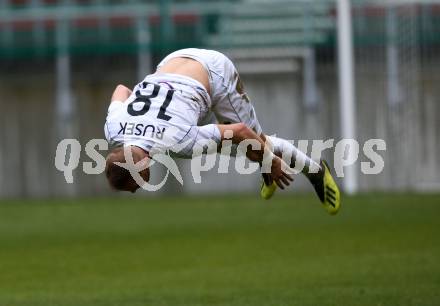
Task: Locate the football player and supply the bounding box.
[104,48,340,214]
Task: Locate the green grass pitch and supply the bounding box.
[0,193,439,306]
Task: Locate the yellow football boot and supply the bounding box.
[260,173,277,200]
[310,160,341,215]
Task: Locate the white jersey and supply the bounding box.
[157,48,262,135]
[105,48,263,159]
[105,73,220,158]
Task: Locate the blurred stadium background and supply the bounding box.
[0,1,439,305]
[0,0,439,197]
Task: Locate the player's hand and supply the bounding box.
[270,156,294,190]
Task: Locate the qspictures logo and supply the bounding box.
[54,130,386,191]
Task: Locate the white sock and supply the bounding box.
[267,136,321,175]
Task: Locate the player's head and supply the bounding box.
[105,146,150,193]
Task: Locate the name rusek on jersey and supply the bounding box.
[118,122,166,140]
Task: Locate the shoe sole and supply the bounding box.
[321,160,341,215]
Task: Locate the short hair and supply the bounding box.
[105,146,150,192]
[105,161,133,191]
[105,147,134,191]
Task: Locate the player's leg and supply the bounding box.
[266,136,321,175]
[210,52,263,135]
[207,51,339,213]
[266,135,340,215]
[207,54,278,199]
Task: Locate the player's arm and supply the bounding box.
[111,84,132,103]
[217,123,293,189]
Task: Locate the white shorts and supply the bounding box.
[157,48,263,135]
